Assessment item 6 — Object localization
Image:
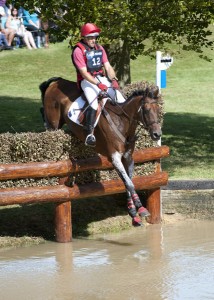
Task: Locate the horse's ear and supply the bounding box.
[152,86,159,98]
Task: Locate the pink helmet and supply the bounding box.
[81,23,101,37]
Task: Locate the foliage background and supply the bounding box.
[14,0,214,84]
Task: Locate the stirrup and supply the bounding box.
[85,134,96,147]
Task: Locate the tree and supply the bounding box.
[17,0,214,84]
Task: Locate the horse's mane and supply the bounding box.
[122,81,162,103]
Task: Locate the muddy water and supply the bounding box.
[0,220,213,300]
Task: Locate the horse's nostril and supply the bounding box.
[152,132,162,140]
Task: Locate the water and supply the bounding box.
[0,220,213,300]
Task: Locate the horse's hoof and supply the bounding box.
[132,216,143,227]
[138,206,151,218]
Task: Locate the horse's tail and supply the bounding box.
[39,77,62,104]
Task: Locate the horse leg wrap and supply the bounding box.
[132,216,143,227]
[138,206,151,218]
[127,198,137,218]
[132,193,150,218]
[132,193,142,209]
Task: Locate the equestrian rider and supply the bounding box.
[72,23,126,147]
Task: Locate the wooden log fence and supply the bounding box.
[0,146,169,242]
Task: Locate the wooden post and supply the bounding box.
[55,201,72,242]
[55,177,72,243]
[146,187,161,224]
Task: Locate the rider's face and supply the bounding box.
[84,36,97,48]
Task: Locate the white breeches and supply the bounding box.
[80,75,126,110]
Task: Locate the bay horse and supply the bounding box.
[39,77,162,226]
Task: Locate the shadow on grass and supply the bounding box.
[0,195,130,241]
[162,112,214,176]
[0,96,44,133]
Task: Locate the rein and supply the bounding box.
[138,99,159,129]
[102,108,126,143]
[102,97,159,145]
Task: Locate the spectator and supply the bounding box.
[41,20,49,48]
[0,0,10,16]
[6,7,37,49]
[0,25,13,49]
[18,7,43,48]
[0,5,15,46]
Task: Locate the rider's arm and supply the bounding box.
[78,67,100,85]
[100,46,117,81]
[103,61,117,81]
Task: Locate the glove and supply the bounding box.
[111,79,119,90]
[97,83,108,92]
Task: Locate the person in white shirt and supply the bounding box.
[6,7,37,49]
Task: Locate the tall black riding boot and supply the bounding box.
[85,106,97,147]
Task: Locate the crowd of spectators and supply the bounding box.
[0,1,49,51]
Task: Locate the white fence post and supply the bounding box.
[155,51,173,218]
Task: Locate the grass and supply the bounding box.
[1,37,214,178]
[131,38,214,179]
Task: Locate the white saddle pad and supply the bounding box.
[67,96,108,126]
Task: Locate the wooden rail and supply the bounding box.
[0,146,169,180]
[0,146,170,242]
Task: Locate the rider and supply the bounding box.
[72,22,126,147]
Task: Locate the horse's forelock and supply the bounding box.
[127,89,147,101]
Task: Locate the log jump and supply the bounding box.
[0,146,169,242]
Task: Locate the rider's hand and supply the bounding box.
[111,79,119,90]
[97,83,108,92]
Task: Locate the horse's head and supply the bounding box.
[138,88,162,141]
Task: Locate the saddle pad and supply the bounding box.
[67,96,85,125]
[67,96,108,126]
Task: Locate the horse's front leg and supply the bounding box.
[122,151,151,221]
[112,151,149,227]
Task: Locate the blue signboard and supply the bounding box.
[161,70,166,88]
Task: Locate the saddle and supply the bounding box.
[67,93,110,127]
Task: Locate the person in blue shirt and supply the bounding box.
[18,7,43,48]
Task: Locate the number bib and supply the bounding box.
[85,49,103,72]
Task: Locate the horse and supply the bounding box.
[39,77,162,226]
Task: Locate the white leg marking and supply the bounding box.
[112,151,135,193]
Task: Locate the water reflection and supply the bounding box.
[0,220,213,300]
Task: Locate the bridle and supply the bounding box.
[138,99,159,129]
[102,94,160,144]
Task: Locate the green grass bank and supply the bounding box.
[1,37,213,179]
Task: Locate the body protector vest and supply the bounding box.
[72,40,104,83]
